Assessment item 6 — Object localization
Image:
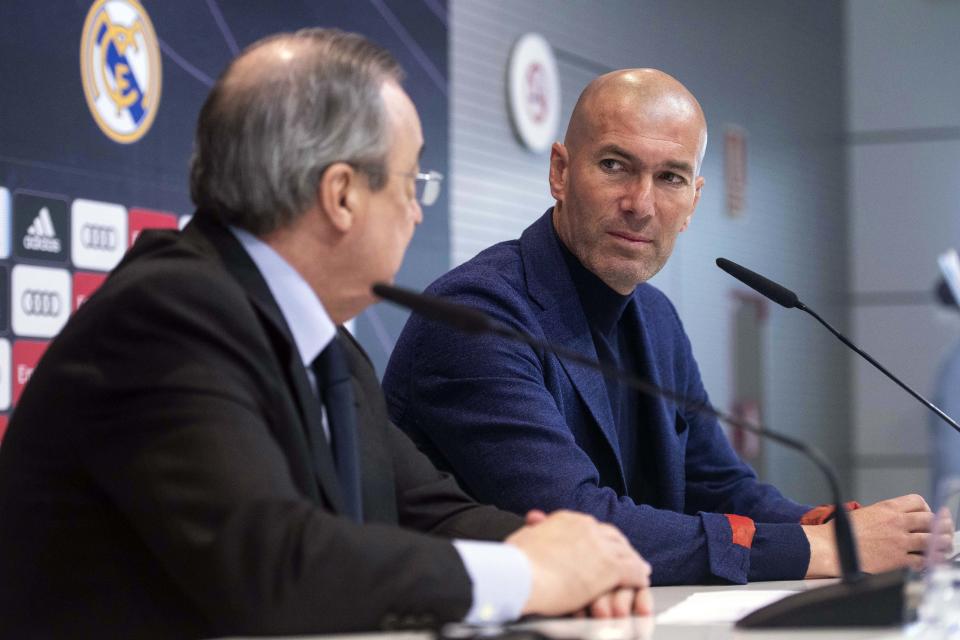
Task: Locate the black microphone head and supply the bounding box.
[716,258,800,309]
[372,283,494,334]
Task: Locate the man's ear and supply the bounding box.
[318,162,365,233]
[681,175,705,232]
[548,142,569,202]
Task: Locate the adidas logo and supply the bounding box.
[22,207,61,253]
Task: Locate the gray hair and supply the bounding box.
[190,28,403,235]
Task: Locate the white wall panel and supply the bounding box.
[852,305,957,457]
[850,141,960,293]
[855,467,931,507]
[847,0,960,133]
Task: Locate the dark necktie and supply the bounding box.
[311,337,363,522]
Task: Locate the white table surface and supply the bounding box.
[225,578,914,640]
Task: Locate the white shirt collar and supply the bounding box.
[230,227,336,367]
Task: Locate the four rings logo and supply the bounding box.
[21,290,62,317]
[80,0,162,144]
[12,265,71,338]
[71,199,127,270]
[81,223,117,251]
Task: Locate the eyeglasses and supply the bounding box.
[350,164,444,207]
[412,170,443,206]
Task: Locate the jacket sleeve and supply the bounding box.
[385,272,809,584]
[666,300,814,581]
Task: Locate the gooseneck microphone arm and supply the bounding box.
[800,304,960,434]
[716,257,960,435]
[371,282,862,582]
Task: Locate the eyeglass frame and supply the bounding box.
[346,163,444,207]
[409,170,443,206]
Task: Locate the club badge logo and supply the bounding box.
[80,0,162,144]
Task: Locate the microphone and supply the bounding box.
[716,257,960,435]
[716,257,800,309]
[373,282,905,627]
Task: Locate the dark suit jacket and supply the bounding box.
[0,214,522,639]
[384,209,812,586]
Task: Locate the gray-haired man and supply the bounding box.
[0,29,650,639]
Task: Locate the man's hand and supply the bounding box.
[584,586,653,618]
[803,494,948,577]
[506,510,652,617]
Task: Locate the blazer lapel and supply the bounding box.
[520,210,627,488]
[631,298,685,510]
[185,215,346,515]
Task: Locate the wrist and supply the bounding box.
[801,524,839,578]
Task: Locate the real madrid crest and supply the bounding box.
[80,0,162,144]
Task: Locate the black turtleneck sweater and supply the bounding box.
[557,237,660,506]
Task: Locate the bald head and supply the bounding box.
[548,67,707,294]
[565,69,707,173]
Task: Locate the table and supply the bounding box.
[231,580,914,640]
[518,579,908,639]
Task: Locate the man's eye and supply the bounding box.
[599,158,624,172]
[661,172,687,185]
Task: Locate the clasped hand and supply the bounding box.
[506,510,652,618]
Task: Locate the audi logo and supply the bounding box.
[81,224,117,251]
[21,290,62,317]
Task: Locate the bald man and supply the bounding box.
[383,69,934,585]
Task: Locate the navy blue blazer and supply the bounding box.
[384,210,813,585]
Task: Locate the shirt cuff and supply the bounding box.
[453,539,531,625]
[800,501,862,525]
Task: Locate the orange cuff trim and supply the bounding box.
[725,514,757,549]
[800,501,862,526]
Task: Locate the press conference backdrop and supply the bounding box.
[0,0,449,441]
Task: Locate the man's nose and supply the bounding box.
[621,174,655,216]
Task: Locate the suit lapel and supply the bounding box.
[630,297,685,510]
[185,215,346,515]
[520,211,627,488]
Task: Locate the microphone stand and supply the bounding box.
[716,257,960,435]
[797,303,960,435]
[372,283,909,628]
